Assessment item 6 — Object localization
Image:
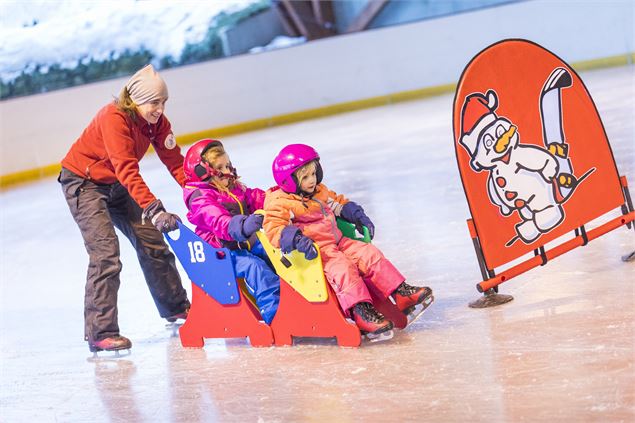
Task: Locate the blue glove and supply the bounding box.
[228,214,263,241]
[280,225,300,253]
[280,225,318,260]
[242,214,263,237]
[340,201,375,239]
[294,232,318,260]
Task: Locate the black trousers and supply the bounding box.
[59,168,189,342]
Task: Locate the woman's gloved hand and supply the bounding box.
[143,199,181,233]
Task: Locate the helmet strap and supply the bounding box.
[194,161,213,181]
[207,163,238,182]
[299,191,315,201]
[195,140,226,182]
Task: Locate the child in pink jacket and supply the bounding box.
[183,139,279,324]
[263,144,433,341]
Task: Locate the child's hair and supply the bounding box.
[202,143,242,192]
[294,160,317,184]
[201,142,226,168]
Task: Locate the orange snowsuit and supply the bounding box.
[263,184,404,313]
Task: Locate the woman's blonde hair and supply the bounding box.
[115,87,138,120]
[294,160,317,183]
[202,143,241,192]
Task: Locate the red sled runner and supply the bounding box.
[452,39,635,307]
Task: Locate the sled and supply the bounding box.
[256,214,406,347]
[164,222,274,347]
[452,39,634,305]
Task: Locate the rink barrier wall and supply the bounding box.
[2,0,633,188]
[0,53,632,190]
[1,81,456,189]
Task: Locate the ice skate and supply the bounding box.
[165,308,189,337]
[351,302,394,343]
[88,335,132,358]
[165,307,189,323]
[165,321,184,337]
[391,282,434,325]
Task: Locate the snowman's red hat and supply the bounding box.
[459,90,498,157]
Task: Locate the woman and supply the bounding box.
[59,64,190,353]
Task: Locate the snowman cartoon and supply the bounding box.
[459,68,594,246]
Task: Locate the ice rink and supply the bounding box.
[1,65,633,422]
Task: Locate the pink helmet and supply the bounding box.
[272,143,323,193]
[183,139,223,182]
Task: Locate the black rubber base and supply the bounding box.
[469,290,514,308]
[621,250,635,262]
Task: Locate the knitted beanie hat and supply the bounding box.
[125,64,168,105]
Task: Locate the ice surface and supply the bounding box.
[0,65,633,421]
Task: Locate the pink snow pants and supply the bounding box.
[319,237,404,313]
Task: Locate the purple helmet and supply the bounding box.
[272,144,323,194]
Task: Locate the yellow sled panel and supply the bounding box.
[255,222,328,303]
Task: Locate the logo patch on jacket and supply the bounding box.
[164,133,176,149]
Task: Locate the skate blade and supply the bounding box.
[165,322,183,337]
[365,329,394,343]
[87,348,131,362]
[406,295,435,325]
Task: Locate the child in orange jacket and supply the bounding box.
[263,144,433,341]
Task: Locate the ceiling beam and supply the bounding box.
[345,0,389,33]
[276,0,337,40]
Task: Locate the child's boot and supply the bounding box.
[351,302,394,342]
[391,282,434,325]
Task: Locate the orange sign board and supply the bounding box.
[453,39,624,270]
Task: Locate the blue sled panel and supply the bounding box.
[164,222,240,305]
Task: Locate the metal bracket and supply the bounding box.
[534,246,548,266]
[467,219,491,282]
[575,225,589,246]
[620,176,635,230]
